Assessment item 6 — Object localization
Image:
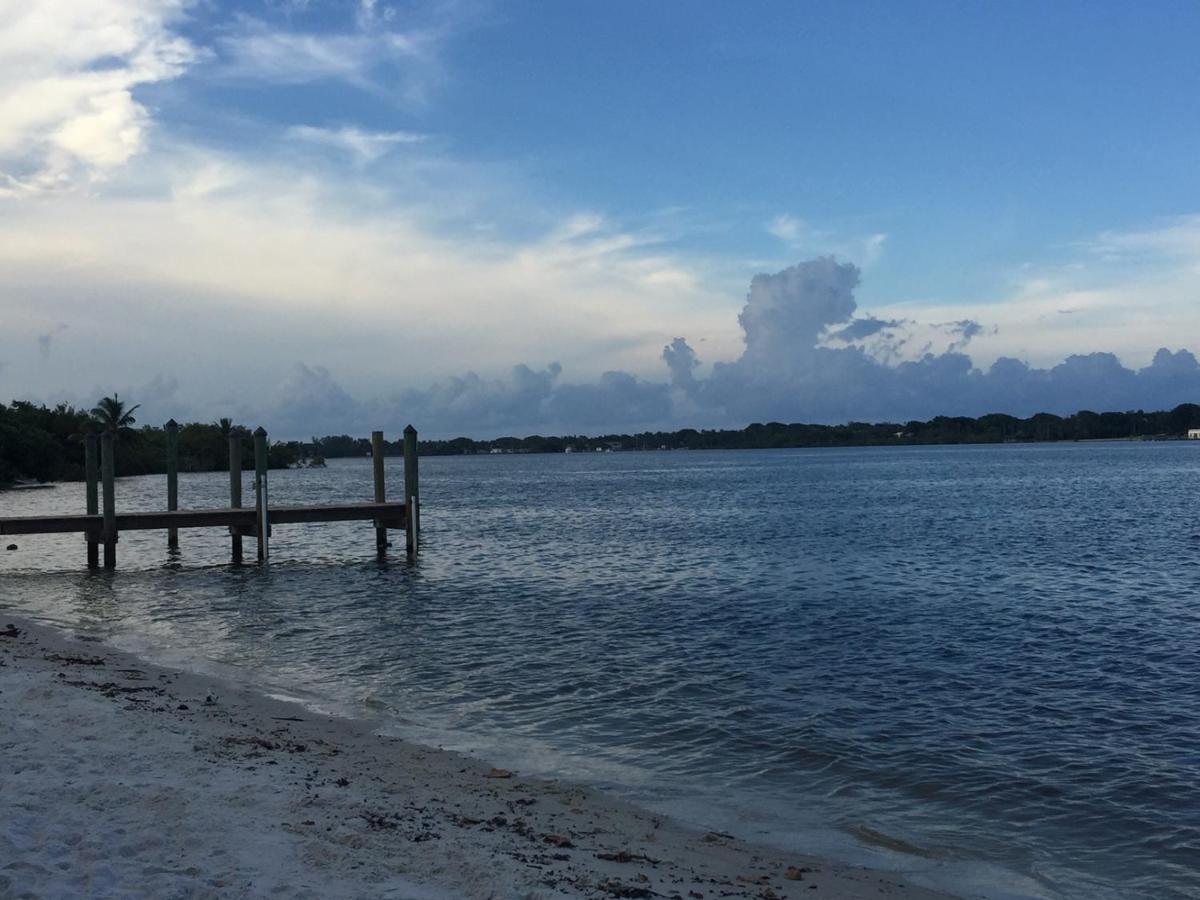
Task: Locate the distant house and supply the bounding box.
[1189,428,1200,440]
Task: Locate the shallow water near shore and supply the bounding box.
[3,443,1199,899]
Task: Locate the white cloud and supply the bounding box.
[766,213,887,267]
[2,2,1198,434]
[285,124,426,163]
[0,142,733,413]
[214,14,439,103]
[0,0,197,192]
[766,213,809,244]
[869,219,1200,370]
[1086,214,1200,264]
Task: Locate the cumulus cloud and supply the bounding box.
[662,337,700,390]
[942,319,984,353]
[736,257,859,372]
[324,258,1200,437]
[828,316,904,343]
[0,0,197,192]
[677,259,1200,425]
[134,256,1200,438]
[1,4,1196,438]
[269,363,363,437]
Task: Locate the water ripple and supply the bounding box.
[3,443,1199,899]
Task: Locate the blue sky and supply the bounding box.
[2,0,1200,435]
[173,0,1200,297]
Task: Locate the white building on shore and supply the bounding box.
[1188,428,1200,439]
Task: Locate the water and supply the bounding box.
[2,443,1198,899]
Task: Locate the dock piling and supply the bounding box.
[165,418,179,549]
[403,424,419,554]
[100,430,117,569]
[372,430,387,554]
[84,433,99,570]
[1,422,418,569]
[229,432,243,564]
[253,427,269,562]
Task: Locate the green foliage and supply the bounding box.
[397,406,1200,456]
[4,398,1200,486]
[268,441,302,469]
[0,400,93,484]
[0,400,292,485]
[91,394,141,435]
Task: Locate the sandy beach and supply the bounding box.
[0,613,957,900]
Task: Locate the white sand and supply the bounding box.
[0,615,956,900]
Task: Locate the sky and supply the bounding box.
[2,0,1200,438]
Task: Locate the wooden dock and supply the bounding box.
[0,425,420,569]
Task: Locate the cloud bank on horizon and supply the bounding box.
[2,1,1200,438]
[270,256,1200,439]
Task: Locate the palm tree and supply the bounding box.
[218,418,233,438]
[91,394,140,436]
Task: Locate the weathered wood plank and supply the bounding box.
[270,503,406,526]
[0,514,103,535]
[254,427,269,562]
[229,432,243,563]
[84,434,99,569]
[372,430,387,554]
[166,418,179,549]
[0,502,407,536]
[404,424,419,554]
[101,431,116,568]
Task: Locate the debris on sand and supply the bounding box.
[597,850,661,864]
[44,653,106,666]
[596,879,654,898]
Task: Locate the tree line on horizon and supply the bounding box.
[316,403,1200,456]
[3,398,1199,486]
[0,397,300,486]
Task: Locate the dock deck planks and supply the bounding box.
[0,502,408,536]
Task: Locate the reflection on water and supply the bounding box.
[3,443,1199,900]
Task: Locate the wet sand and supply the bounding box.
[0,614,956,899]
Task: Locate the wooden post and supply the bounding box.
[372,430,387,554]
[165,418,179,549]
[84,433,99,570]
[229,432,243,564]
[253,426,269,562]
[100,430,117,569]
[403,424,419,554]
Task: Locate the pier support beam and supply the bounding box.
[165,418,179,549]
[404,424,419,555]
[84,433,99,570]
[229,432,243,564]
[100,430,117,569]
[253,427,269,562]
[372,430,387,555]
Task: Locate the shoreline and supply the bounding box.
[1,613,957,900]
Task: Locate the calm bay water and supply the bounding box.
[2,443,1198,899]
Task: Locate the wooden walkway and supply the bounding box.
[0,502,407,535]
[1,424,420,569]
